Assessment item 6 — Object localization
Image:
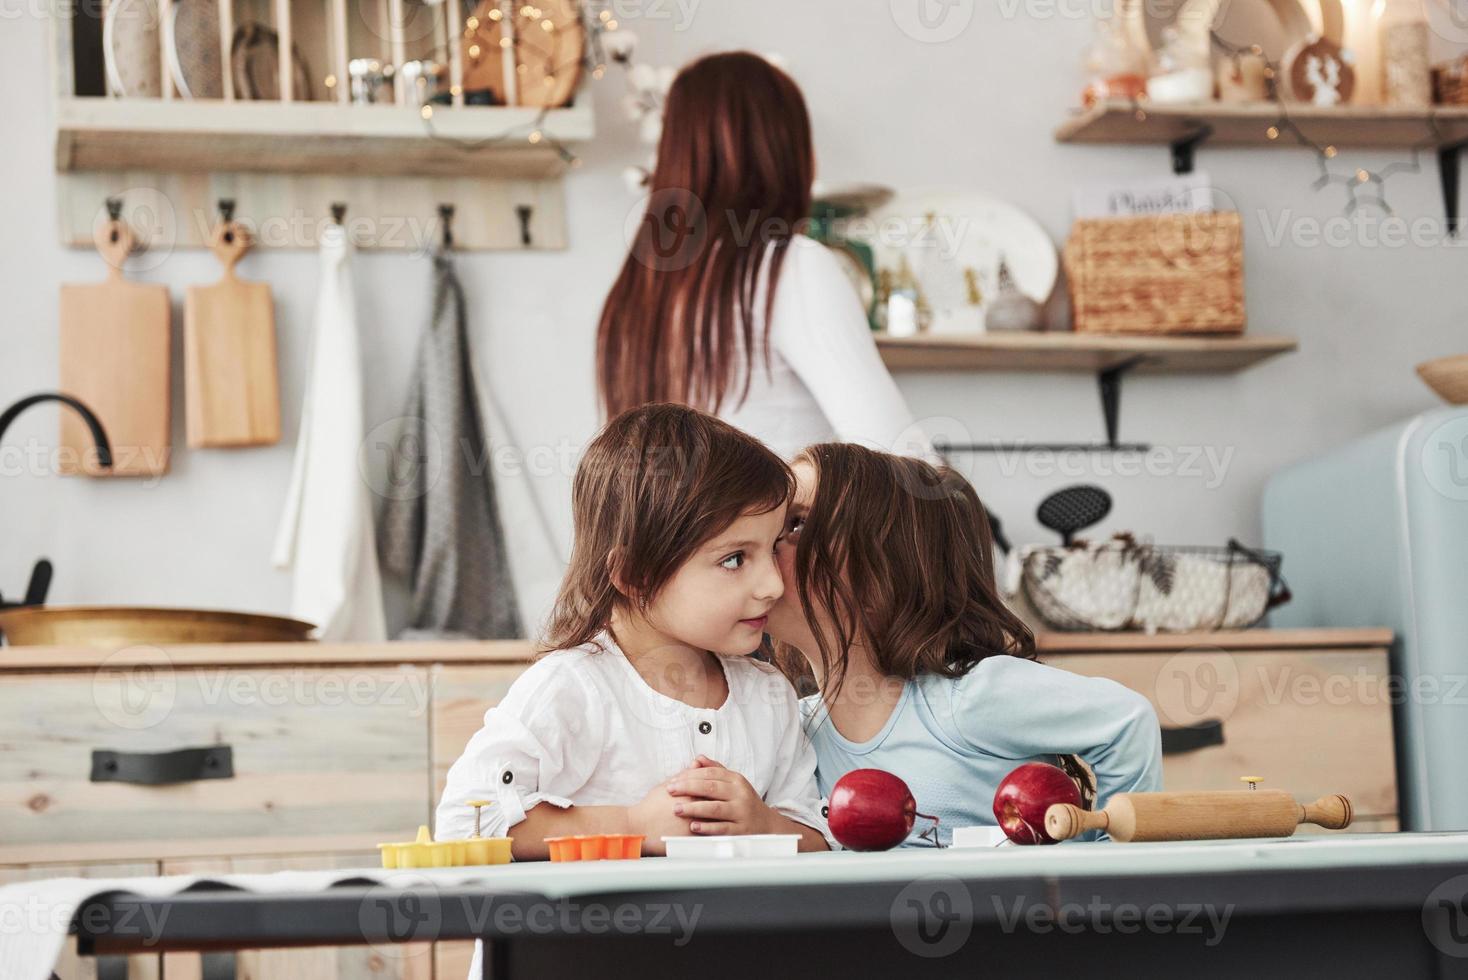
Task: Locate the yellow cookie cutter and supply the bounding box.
[378,801,513,868]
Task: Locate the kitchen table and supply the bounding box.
[38,832,1468,979]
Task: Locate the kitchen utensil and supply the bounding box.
[58,215,171,477]
[1416,354,1468,404]
[379,809,515,868]
[0,560,53,611]
[164,0,224,98]
[1036,485,1112,545]
[1045,788,1353,842]
[546,835,646,861]
[103,0,163,97]
[0,606,316,646]
[861,190,1057,335]
[662,834,801,859]
[1017,535,1290,632]
[231,22,313,101]
[184,211,281,448]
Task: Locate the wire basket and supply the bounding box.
[1019,537,1290,633]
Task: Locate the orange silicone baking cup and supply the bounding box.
[545,834,645,861]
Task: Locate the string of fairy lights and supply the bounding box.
[1126,29,1450,217]
[415,0,627,166]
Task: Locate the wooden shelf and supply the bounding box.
[1056,100,1468,149]
[875,331,1297,373]
[54,97,595,179]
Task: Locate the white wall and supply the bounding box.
[3,2,1464,634]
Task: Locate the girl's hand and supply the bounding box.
[628,781,694,847]
[665,755,779,836]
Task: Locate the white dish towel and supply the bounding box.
[271,223,387,641]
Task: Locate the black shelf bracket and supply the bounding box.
[1439,138,1468,238]
[935,356,1152,456]
[1171,124,1213,175]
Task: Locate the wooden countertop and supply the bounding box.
[0,628,1392,672]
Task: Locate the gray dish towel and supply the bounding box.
[377,250,522,639]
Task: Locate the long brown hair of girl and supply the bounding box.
[541,403,792,655]
[773,444,1035,702]
[596,51,815,421]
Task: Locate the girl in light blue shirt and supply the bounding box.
[765,444,1163,845]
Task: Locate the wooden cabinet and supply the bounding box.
[0,640,536,980]
[1038,628,1399,828]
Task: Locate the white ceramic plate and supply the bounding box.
[103,0,162,97]
[165,0,224,99]
[860,189,1057,335]
[661,834,801,859]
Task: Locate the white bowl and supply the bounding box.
[661,834,801,859]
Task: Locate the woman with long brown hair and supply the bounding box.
[597,51,929,460]
[765,443,1162,845]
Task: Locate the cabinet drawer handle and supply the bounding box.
[1160,720,1225,755]
[90,746,234,785]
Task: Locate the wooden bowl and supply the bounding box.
[0,606,316,647]
[1417,355,1468,405]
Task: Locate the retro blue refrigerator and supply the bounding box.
[1263,406,1468,832]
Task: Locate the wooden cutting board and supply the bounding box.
[58,220,171,477]
[184,221,281,448]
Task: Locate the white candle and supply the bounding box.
[1345,0,1383,105]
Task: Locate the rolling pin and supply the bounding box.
[1044,790,1353,843]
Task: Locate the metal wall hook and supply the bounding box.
[516,204,533,247]
[105,197,123,222]
[330,202,347,224]
[218,199,236,223]
[439,204,455,250]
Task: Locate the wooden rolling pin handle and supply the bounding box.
[1300,794,1353,831]
[1045,803,1108,842]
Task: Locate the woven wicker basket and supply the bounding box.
[1064,211,1246,335]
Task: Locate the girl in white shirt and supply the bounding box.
[435,403,832,859]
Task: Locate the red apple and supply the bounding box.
[828,769,937,851]
[993,762,1083,845]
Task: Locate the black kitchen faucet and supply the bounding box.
[0,392,112,610]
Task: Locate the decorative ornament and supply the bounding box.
[1283,35,1355,107]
